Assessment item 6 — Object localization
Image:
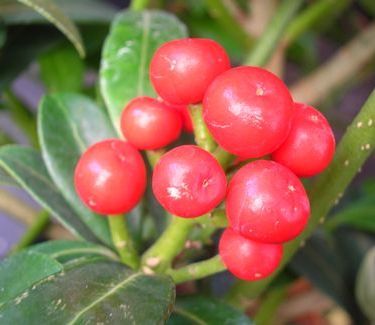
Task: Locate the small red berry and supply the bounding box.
[226,160,310,243]
[120,97,182,150]
[219,228,283,281]
[203,66,294,158]
[168,103,193,133]
[272,102,336,177]
[74,139,146,215]
[150,38,230,105]
[152,145,227,218]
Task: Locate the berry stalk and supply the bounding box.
[108,214,140,269]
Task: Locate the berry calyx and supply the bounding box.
[219,228,283,281]
[150,38,231,105]
[152,145,227,218]
[203,66,294,158]
[120,96,182,150]
[272,102,336,177]
[226,160,310,243]
[74,139,146,215]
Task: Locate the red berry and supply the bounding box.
[152,145,227,218]
[226,160,310,243]
[120,96,182,150]
[219,228,283,281]
[150,38,230,105]
[272,102,336,177]
[74,139,146,215]
[203,66,294,158]
[170,103,194,133]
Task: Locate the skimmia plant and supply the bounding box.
[0,0,374,323]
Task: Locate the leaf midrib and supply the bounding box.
[173,307,207,325]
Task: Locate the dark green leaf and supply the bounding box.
[39,43,84,92]
[0,24,5,48]
[356,247,375,321]
[28,240,118,264]
[100,10,187,133]
[168,296,253,325]
[38,93,116,246]
[0,145,99,242]
[0,251,62,306]
[15,0,85,57]
[0,260,175,324]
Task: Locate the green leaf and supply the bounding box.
[39,43,84,93]
[38,93,116,246]
[0,251,62,306]
[28,240,118,264]
[356,247,375,321]
[100,10,187,133]
[0,145,99,242]
[168,296,253,325]
[15,0,85,57]
[0,260,175,324]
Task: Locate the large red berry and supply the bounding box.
[203,66,294,158]
[219,228,283,281]
[152,145,227,218]
[272,102,336,177]
[74,139,146,215]
[226,160,310,243]
[150,38,230,105]
[166,102,193,133]
[121,97,182,150]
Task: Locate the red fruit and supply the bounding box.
[173,104,194,133]
[203,66,294,158]
[226,160,310,243]
[152,145,227,218]
[120,96,182,150]
[150,38,230,105]
[272,102,336,177]
[74,139,146,215]
[219,228,283,281]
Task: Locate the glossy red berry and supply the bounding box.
[203,66,294,158]
[150,38,231,105]
[219,228,283,281]
[169,103,193,133]
[272,102,336,177]
[226,160,310,244]
[120,96,182,150]
[152,145,227,218]
[74,139,146,215]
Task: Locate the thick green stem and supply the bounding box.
[244,0,303,66]
[10,211,50,253]
[167,255,226,284]
[142,217,196,273]
[108,214,139,269]
[226,89,375,307]
[130,0,149,11]
[189,104,216,152]
[213,147,235,170]
[145,149,165,168]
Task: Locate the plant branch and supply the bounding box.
[108,214,139,269]
[244,0,304,66]
[141,217,196,273]
[226,88,375,307]
[290,22,375,105]
[167,255,226,284]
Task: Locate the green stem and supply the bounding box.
[167,255,226,284]
[189,104,216,152]
[226,88,375,307]
[145,149,165,169]
[108,214,139,269]
[130,0,149,11]
[10,211,50,253]
[204,0,253,49]
[244,0,304,66]
[213,147,235,170]
[142,217,196,272]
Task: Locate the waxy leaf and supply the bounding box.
[38,93,116,246]
[168,296,253,324]
[100,10,187,133]
[0,260,175,324]
[0,251,62,306]
[0,145,99,242]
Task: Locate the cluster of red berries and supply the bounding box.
[74,38,335,281]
